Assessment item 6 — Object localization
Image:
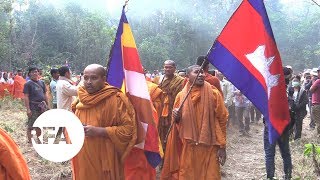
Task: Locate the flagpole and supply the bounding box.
[106,1,129,79]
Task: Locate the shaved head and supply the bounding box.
[187,65,200,75]
[163,60,176,78]
[83,64,106,94]
[164,60,176,67]
[84,64,106,77]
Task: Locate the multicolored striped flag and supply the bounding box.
[207,0,290,144]
[106,6,162,169]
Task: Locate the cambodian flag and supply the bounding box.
[106,6,162,169]
[207,0,290,143]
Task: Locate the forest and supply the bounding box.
[0,0,319,73]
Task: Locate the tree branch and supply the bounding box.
[311,0,320,7]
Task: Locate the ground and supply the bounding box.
[0,98,319,179]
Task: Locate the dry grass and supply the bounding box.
[0,96,319,179]
[223,116,320,180]
[0,96,71,180]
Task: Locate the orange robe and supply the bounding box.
[147,81,163,119]
[158,75,184,147]
[161,82,228,180]
[204,72,223,96]
[0,128,31,180]
[12,75,26,99]
[72,84,137,180]
[124,83,163,180]
[0,83,13,98]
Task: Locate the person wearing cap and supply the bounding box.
[310,66,320,135]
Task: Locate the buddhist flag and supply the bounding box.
[106,7,162,169]
[207,0,290,144]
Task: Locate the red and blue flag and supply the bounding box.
[106,7,162,168]
[207,0,290,143]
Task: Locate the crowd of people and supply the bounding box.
[0,59,319,180]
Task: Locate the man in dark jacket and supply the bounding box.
[289,75,308,139]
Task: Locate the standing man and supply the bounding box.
[23,67,48,143]
[12,70,26,99]
[310,66,320,135]
[216,71,235,126]
[196,56,223,94]
[49,68,59,109]
[289,75,308,139]
[71,64,137,180]
[56,66,77,111]
[234,87,251,135]
[158,60,184,148]
[263,67,293,180]
[161,65,228,180]
[304,73,315,129]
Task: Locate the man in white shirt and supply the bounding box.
[50,68,59,108]
[217,71,235,126]
[56,66,77,111]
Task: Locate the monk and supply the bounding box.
[147,80,163,120]
[196,56,223,95]
[124,75,162,180]
[0,128,31,180]
[71,64,137,180]
[161,65,228,180]
[158,60,184,148]
[12,70,26,99]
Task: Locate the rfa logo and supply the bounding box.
[32,109,84,162]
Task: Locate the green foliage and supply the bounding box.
[0,0,319,72]
[304,143,320,157]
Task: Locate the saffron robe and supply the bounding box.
[161,82,228,180]
[72,84,137,180]
[147,81,163,119]
[12,75,26,99]
[158,75,184,147]
[204,72,223,96]
[0,128,31,180]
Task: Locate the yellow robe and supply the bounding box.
[161,82,228,180]
[72,84,137,180]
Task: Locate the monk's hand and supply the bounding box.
[84,125,107,137]
[172,108,181,123]
[27,109,32,118]
[217,148,226,166]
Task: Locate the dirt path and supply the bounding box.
[223,116,320,179]
[0,101,319,179]
[222,122,266,179]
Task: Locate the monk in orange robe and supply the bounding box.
[124,81,162,180]
[12,70,26,99]
[0,128,31,180]
[161,65,228,180]
[147,80,163,119]
[158,60,184,148]
[71,64,137,180]
[196,56,223,95]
